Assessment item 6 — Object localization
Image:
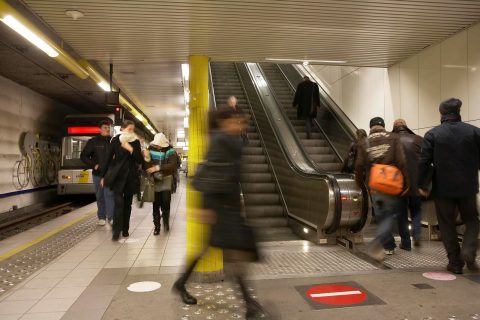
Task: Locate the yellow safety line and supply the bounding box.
[0,210,96,262]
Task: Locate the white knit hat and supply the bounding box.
[151,133,169,148]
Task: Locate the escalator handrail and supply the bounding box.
[272,64,343,162]
[295,64,357,140]
[232,63,292,223]
[208,61,217,111]
[239,63,341,233]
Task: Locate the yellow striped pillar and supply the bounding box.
[186,55,223,281]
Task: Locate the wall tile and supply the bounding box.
[419,44,442,129]
[441,30,469,119]
[358,68,386,130]
[385,64,401,131]
[468,23,480,120]
[399,56,419,129]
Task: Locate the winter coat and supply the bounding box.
[342,140,363,173]
[144,145,178,192]
[418,115,480,198]
[292,80,320,120]
[355,127,410,191]
[80,135,111,176]
[203,130,256,254]
[100,133,143,194]
[393,125,423,196]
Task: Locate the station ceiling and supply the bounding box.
[6,0,480,135]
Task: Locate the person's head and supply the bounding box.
[439,98,462,116]
[369,117,385,129]
[121,120,135,133]
[393,119,407,129]
[211,107,245,135]
[303,76,310,81]
[98,120,111,137]
[356,129,367,141]
[151,132,170,148]
[227,96,238,110]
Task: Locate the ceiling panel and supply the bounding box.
[17,0,480,133]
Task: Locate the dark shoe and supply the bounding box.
[413,239,421,247]
[463,254,479,272]
[172,280,197,305]
[112,233,120,241]
[246,299,266,319]
[122,230,129,237]
[399,244,411,251]
[164,222,170,232]
[153,228,160,236]
[447,264,464,274]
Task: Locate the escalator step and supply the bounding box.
[242,164,269,173]
[241,173,272,183]
[244,193,280,205]
[305,146,332,154]
[242,155,266,163]
[317,163,343,171]
[301,139,327,147]
[247,217,288,228]
[241,182,276,193]
[310,154,338,163]
[242,147,263,155]
[245,205,284,217]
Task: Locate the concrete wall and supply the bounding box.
[0,75,74,213]
[307,22,480,135]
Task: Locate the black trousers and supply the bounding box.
[152,191,171,229]
[434,196,479,267]
[113,191,134,236]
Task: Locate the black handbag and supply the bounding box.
[191,161,237,194]
[104,157,128,188]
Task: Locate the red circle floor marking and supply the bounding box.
[306,284,367,305]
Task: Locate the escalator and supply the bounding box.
[259,64,342,172]
[210,63,298,241]
[210,62,369,244]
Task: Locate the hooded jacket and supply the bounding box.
[355,127,410,192]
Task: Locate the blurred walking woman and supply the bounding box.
[101,120,143,241]
[173,107,264,319]
[143,133,178,235]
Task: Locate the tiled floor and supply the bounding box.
[0,180,187,320]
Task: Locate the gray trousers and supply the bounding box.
[434,196,479,267]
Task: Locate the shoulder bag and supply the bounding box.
[191,161,237,194]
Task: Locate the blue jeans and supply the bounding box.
[93,175,114,220]
[371,192,403,250]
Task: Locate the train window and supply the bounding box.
[61,136,90,168]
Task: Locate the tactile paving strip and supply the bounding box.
[179,282,256,320]
[248,246,378,278]
[0,215,97,296]
[381,242,480,270]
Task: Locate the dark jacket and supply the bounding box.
[355,127,410,191]
[292,80,320,120]
[418,116,480,198]
[342,141,362,173]
[100,135,143,194]
[80,135,111,176]
[393,125,423,196]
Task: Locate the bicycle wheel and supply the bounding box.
[31,152,44,186]
[12,159,29,190]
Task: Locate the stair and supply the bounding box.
[211,62,298,241]
[260,64,343,172]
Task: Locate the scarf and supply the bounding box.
[441,113,461,123]
[119,132,138,143]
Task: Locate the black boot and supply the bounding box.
[112,232,120,241]
[153,227,160,236]
[238,277,266,319]
[172,258,199,305]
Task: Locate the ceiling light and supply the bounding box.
[136,114,144,122]
[184,90,190,104]
[1,15,59,57]
[184,117,189,128]
[65,10,84,21]
[303,61,309,66]
[265,58,347,64]
[97,80,110,92]
[181,63,189,82]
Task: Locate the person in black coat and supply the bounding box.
[341,129,367,173]
[100,120,143,241]
[80,120,114,225]
[173,107,264,319]
[292,76,321,139]
[418,98,480,274]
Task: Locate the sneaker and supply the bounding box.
[97,219,106,226]
[122,230,129,237]
[384,249,395,255]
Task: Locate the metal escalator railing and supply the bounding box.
[208,61,217,111]
[236,62,342,236]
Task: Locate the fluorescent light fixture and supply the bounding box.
[265,58,347,64]
[303,61,309,66]
[177,130,185,139]
[185,107,190,116]
[303,227,309,234]
[97,80,111,92]
[1,15,59,58]
[176,141,186,147]
[184,90,190,104]
[135,114,144,122]
[184,117,189,128]
[181,63,189,81]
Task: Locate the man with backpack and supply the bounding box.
[355,117,410,261]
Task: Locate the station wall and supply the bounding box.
[308,22,480,136]
[0,75,74,213]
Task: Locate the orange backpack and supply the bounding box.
[369,164,404,195]
[366,138,404,195]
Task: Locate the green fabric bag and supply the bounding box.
[140,176,155,206]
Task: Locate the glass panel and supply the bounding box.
[61,136,91,168]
